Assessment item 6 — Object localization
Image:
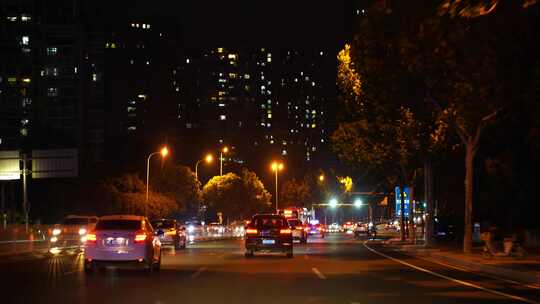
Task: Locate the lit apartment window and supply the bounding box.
[7,16,17,21]
[186,58,190,64]
[21,36,30,45]
[47,88,58,97]
[219,115,226,120]
[92,73,97,81]
[47,47,57,55]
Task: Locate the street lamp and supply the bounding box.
[329,198,338,208]
[354,198,363,208]
[220,146,229,176]
[318,174,325,182]
[271,161,284,213]
[146,146,169,215]
[195,154,213,181]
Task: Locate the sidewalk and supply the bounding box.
[383,238,540,285]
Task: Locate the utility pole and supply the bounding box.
[22,154,29,232]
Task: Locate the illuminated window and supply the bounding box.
[282,150,287,155]
[186,58,190,64]
[217,47,223,53]
[244,74,250,79]
[20,128,28,136]
[219,115,226,120]
[74,67,78,74]
[92,73,97,81]
[7,16,17,21]
[128,126,137,131]
[229,73,237,78]
[127,106,136,112]
[21,36,29,45]
[219,103,225,107]
[46,47,57,55]
[138,94,147,99]
[228,54,236,59]
[267,57,272,63]
[267,114,272,119]
[47,87,58,97]
[320,51,324,56]
[22,78,31,83]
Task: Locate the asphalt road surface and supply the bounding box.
[2,233,539,304]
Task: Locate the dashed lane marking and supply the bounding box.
[190,267,207,279]
[312,267,326,280]
[364,242,540,304]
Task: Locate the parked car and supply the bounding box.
[152,219,186,250]
[50,215,98,247]
[84,215,161,273]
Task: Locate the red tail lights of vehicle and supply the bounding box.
[317,227,323,231]
[304,227,310,232]
[86,233,97,243]
[134,232,147,243]
[280,228,292,234]
[245,228,258,234]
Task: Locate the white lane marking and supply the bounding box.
[364,243,539,304]
[405,251,525,286]
[190,267,207,279]
[312,267,326,280]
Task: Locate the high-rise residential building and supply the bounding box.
[0,0,106,173]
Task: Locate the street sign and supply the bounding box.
[395,186,411,217]
[0,151,20,180]
[31,149,78,178]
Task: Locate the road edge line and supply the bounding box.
[363,242,539,304]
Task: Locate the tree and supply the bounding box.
[202,170,271,221]
[100,173,177,219]
[151,165,202,215]
[280,178,311,208]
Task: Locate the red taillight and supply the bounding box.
[304,227,310,232]
[246,228,258,234]
[134,233,147,243]
[86,233,97,243]
[280,228,292,234]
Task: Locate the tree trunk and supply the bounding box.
[463,143,476,253]
[424,157,434,246]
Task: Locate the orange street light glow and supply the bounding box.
[271,162,284,171]
[160,147,169,157]
[205,154,213,163]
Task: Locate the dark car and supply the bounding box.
[245,214,293,258]
[151,219,187,250]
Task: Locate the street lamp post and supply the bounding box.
[146,147,169,216]
[220,146,228,176]
[271,161,284,213]
[195,154,213,181]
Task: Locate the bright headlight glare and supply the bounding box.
[187,225,195,233]
[78,228,87,235]
[52,228,61,236]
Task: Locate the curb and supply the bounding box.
[396,247,540,285]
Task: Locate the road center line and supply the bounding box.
[364,242,539,304]
[312,267,326,280]
[190,267,207,279]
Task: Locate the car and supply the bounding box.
[245,214,293,258]
[50,215,98,247]
[343,221,355,234]
[287,218,308,243]
[328,223,341,233]
[152,219,187,250]
[207,222,225,236]
[84,215,161,273]
[308,223,325,238]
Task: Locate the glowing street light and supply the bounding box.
[271,161,284,213]
[146,146,169,215]
[318,174,325,182]
[220,146,229,176]
[329,198,338,208]
[354,198,363,208]
[195,153,214,181]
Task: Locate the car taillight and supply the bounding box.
[246,228,258,234]
[304,227,310,232]
[280,228,292,234]
[134,233,147,243]
[86,233,97,243]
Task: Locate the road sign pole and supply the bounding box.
[22,154,29,233]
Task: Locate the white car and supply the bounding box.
[84,215,161,273]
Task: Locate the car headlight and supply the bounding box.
[50,236,58,243]
[52,228,61,236]
[187,225,195,233]
[78,228,87,235]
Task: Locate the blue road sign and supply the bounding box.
[395,186,411,218]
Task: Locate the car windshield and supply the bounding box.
[152,220,175,229]
[95,220,141,231]
[63,218,89,225]
[251,216,286,228]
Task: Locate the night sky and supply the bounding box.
[110,0,352,50]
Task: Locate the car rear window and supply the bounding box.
[63,218,89,225]
[251,216,286,228]
[287,219,302,227]
[152,220,175,229]
[95,220,141,230]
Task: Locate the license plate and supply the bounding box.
[262,239,275,245]
[105,238,126,246]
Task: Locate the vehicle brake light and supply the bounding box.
[134,233,147,243]
[304,227,310,232]
[246,228,258,234]
[86,233,97,243]
[280,228,292,234]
